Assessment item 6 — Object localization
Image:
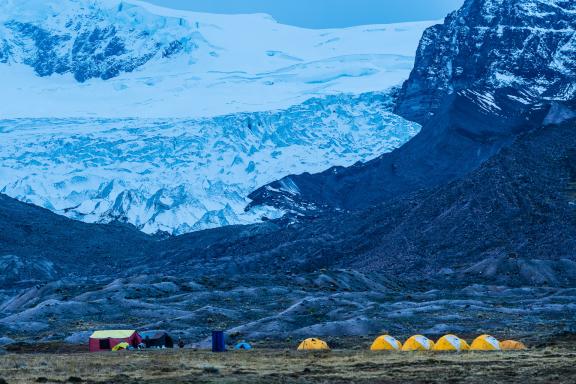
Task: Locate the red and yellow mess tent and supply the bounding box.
[89,330,142,352]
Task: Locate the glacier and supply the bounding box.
[0,0,430,234]
[0,93,420,235]
[0,0,437,118]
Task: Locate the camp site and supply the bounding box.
[2,0,576,382]
[1,330,576,383]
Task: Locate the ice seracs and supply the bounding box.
[0,93,420,235]
[0,0,430,234]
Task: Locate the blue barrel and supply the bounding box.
[212,331,226,352]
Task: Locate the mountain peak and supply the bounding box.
[395,0,576,124]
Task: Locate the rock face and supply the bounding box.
[395,0,576,124]
[0,0,196,82]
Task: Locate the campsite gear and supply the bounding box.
[140,331,174,348]
[433,335,469,352]
[500,340,527,350]
[89,330,142,352]
[470,335,501,351]
[370,335,402,351]
[401,335,434,351]
[297,338,330,351]
[178,338,185,349]
[234,342,253,350]
[111,342,130,351]
[212,331,226,353]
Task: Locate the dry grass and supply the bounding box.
[1,345,576,383]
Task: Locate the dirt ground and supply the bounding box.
[1,343,576,384]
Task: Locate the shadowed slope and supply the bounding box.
[0,193,152,278]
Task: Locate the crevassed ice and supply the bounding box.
[0,92,421,235]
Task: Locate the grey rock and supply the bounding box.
[395,0,576,124]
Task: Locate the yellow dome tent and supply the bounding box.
[111,342,130,351]
[433,335,469,352]
[370,335,402,351]
[297,338,330,351]
[401,335,434,351]
[470,335,501,351]
[500,340,527,350]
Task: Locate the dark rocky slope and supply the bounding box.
[0,193,152,280]
[164,104,576,288]
[247,88,549,214]
[395,0,576,124]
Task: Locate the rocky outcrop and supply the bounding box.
[395,0,576,124]
[0,0,197,81]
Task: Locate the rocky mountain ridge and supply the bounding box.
[395,0,576,123]
[0,0,199,82]
[247,87,550,214]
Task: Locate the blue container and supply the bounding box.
[212,331,226,352]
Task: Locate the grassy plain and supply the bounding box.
[1,340,576,383]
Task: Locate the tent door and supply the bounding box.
[99,339,111,350]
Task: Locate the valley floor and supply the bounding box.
[1,340,576,383]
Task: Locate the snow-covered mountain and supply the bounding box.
[0,0,436,118]
[0,93,420,234]
[0,0,431,234]
[396,0,576,123]
[0,0,430,234]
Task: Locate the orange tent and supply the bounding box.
[500,340,527,350]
